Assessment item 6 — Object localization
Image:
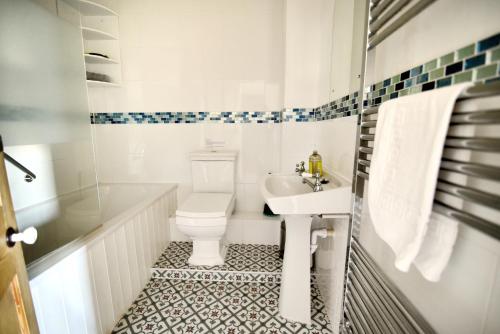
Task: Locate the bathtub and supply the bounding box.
[27,183,177,334]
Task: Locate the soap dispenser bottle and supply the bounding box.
[308,150,323,176]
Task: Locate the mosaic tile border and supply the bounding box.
[364,32,500,108]
[91,111,281,124]
[91,32,500,125]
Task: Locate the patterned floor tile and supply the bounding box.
[112,278,332,334]
[153,242,282,273]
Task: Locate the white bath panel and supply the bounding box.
[89,240,115,333]
[124,218,141,294]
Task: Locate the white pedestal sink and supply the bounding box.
[260,172,351,324]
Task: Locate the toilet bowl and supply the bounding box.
[176,192,235,266]
[175,150,238,266]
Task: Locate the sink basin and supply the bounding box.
[260,173,352,215]
[259,172,352,324]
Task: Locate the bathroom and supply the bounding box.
[0,0,499,333]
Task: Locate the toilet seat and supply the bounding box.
[176,193,234,225]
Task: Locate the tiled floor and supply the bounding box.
[111,279,332,334]
[153,242,282,272]
[113,242,332,333]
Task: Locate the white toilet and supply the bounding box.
[176,150,238,266]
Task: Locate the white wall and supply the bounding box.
[280,116,358,180]
[93,123,282,212]
[89,0,285,113]
[365,0,500,85]
[283,0,334,108]
[360,0,500,333]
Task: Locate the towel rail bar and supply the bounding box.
[345,300,365,334]
[444,138,500,151]
[347,293,372,333]
[369,0,411,36]
[349,270,393,333]
[351,241,436,333]
[440,160,500,181]
[360,134,375,140]
[433,202,500,239]
[359,138,500,153]
[368,0,436,49]
[348,280,383,333]
[361,121,377,128]
[450,110,500,124]
[359,147,374,154]
[436,181,500,210]
[358,159,371,167]
[350,263,404,334]
[369,0,392,21]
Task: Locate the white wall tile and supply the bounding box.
[111,0,285,113]
[365,0,500,85]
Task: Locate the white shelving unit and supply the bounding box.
[86,80,120,88]
[84,53,119,64]
[82,26,117,40]
[78,0,118,16]
[78,0,121,88]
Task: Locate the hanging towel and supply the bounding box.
[368,83,471,281]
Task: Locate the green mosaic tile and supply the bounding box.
[476,63,498,79]
[453,70,473,84]
[375,82,383,91]
[439,52,455,66]
[387,85,395,94]
[399,89,409,97]
[424,59,438,72]
[382,95,390,102]
[457,44,475,60]
[491,47,500,62]
[391,75,400,84]
[429,67,444,80]
[409,85,422,94]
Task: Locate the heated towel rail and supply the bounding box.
[355,81,500,241]
[343,81,500,334]
[368,0,437,49]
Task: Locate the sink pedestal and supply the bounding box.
[279,214,312,325]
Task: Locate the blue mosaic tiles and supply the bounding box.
[92,32,500,125]
[91,111,281,124]
[363,31,500,109]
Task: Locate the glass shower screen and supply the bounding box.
[0,0,100,265]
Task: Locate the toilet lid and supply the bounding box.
[176,193,234,218]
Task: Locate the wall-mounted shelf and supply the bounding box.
[82,26,117,40]
[86,80,120,88]
[84,54,119,64]
[78,0,118,16]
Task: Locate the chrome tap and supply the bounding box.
[295,161,306,175]
[302,172,323,192]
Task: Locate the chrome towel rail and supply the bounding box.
[344,239,437,334]
[355,81,500,241]
[368,0,437,49]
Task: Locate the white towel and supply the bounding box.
[368,83,471,281]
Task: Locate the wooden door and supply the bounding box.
[0,148,39,334]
